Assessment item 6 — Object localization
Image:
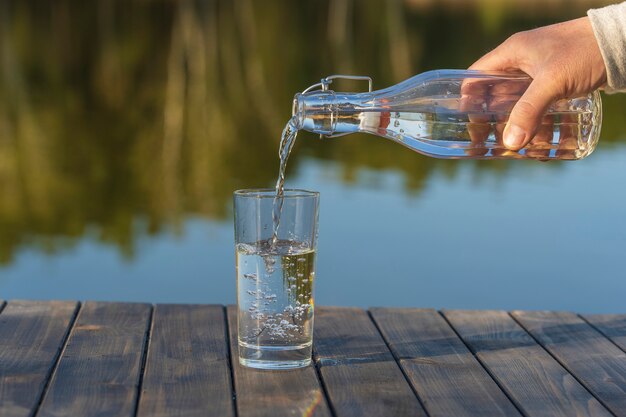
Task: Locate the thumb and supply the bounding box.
[504,79,558,150]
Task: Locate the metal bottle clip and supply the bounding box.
[300,75,374,139]
[301,74,373,94]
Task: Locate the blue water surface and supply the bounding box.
[3,145,625,313]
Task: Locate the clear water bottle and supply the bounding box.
[291,70,602,160]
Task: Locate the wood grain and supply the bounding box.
[0,300,78,417]
[314,307,426,417]
[370,308,520,417]
[444,310,613,417]
[3,299,625,417]
[226,305,331,417]
[136,304,234,417]
[513,310,626,416]
[583,314,626,353]
[36,302,152,417]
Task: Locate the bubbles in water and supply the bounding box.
[243,273,257,281]
[263,255,276,274]
[237,240,314,345]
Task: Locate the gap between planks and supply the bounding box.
[223,305,239,417]
[131,306,155,417]
[511,311,626,417]
[31,302,83,417]
[366,310,430,415]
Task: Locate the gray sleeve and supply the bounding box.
[588,2,626,93]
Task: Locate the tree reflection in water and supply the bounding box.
[0,0,623,264]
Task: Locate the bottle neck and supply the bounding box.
[293,91,362,136]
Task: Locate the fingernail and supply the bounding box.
[504,124,526,149]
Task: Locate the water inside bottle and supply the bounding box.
[344,108,597,160]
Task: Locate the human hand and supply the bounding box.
[469,17,606,150]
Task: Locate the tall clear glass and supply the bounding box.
[234,189,319,370]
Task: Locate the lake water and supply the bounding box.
[1,0,624,313]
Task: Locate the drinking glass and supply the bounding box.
[234,189,319,369]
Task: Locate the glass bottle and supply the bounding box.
[291,70,602,160]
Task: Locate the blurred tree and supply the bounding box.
[0,0,623,264]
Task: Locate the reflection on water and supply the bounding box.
[1,1,626,310]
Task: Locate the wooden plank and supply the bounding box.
[136,304,234,417]
[583,314,626,353]
[313,307,426,417]
[36,302,152,417]
[226,305,331,417]
[0,300,78,417]
[370,308,520,417]
[513,310,626,416]
[443,310,612,417]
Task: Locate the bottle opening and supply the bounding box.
[291,91,338,135]
[292,94,304,129]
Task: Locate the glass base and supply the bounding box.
[238,341,312,370]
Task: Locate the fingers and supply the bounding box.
[461,76,532,156]
[460,77,491,154]
[503,78,559,150]
[469,35,518,72]
[525,115,553,160]
[469,50,513,72]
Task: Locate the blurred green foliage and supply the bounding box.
[0,0,624,264]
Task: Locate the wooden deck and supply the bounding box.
[1,301,626,417]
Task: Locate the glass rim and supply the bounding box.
[234,188,319,199]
